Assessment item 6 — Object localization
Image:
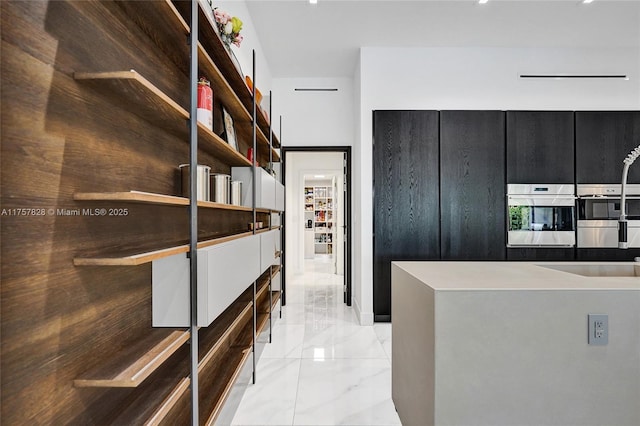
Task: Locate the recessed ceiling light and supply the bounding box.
[309,0,317,4]
[583,0,594,3]
[479,0,488,4]
[314,175,325,178]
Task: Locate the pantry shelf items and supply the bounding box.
[305,185,335,254]
[74,70,252,166]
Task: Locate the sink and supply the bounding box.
[539,264,640,277]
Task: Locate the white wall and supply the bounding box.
[272,77,355,146]
[354,46,640,325]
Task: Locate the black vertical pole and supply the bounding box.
[188,0,199,424]
[251,49,257,385]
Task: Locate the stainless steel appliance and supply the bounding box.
[507,184,576,247]
[577,184,640,248]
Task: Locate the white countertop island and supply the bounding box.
[391,261,640,426]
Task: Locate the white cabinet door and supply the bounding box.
[200,235,261,326]
[152,235,261,327]
[232,167,277,210]
[260,230,279,272]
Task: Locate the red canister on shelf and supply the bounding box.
[197,77,213,130]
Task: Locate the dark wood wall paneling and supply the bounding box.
[440,110,506,260]
[373,110,440,321]
[0,1,251,423]
[576,111,640,184]
[506,111,575,184]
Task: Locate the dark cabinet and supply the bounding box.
[507,248,575,261]
[373,110,440,322]
[576,111,640,184]
[440,111,506,260]
[506,111,575,184]
[577,248,640,261]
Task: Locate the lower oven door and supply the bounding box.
[577,220,640,248]
[507,196,576,247]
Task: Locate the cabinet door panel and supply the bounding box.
[373,110,440,321]
[507,248,575,261]
[576,111,640,184]
[440,110,506,260]
[507,111,574,184]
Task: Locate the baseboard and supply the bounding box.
[374,314,391,322]
[353,297,374,325]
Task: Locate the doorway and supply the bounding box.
[282,147,352,307]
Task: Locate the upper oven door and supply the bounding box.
[507,195,576,247]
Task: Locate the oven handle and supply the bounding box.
[578,195,640,199]
[507,195,576,199]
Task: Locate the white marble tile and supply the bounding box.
[373,323,392,360]
[293,359,401,426]
[301,324,388,360]
[230,358,301,426]
[260,324,305,359]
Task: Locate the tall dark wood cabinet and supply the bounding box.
[576,111,640,183]
[506,111,575,183]
[440,110,506,260]
[373,110,440,322]
[576,111,640,261]
[506,111,576,260]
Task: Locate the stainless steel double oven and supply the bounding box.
[577,184,640,248]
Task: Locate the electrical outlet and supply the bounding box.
[588,314,608,345]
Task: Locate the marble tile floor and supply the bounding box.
[230,256,401,426]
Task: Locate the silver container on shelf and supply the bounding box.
[211,173,231,204]
[179,164,210,201]
[230,180,242,206]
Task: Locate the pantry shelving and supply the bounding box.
[74,190,254,212]
[74,329,190,388]
[2,0,285,424]
[73,231,255,266]
[74,70,253,167]
[305,185,335,254]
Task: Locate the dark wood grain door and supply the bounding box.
[506,111,575,184]
[440,110,506,260]
[373,110,440,322]
[576,111,640,184]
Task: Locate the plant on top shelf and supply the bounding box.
[214,8,243,48]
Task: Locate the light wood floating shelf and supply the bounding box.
[74,231,256,266]
[256,292,281,335]
[202,346,253,425]
[74,70,251,167]
[144,377,191,426]
[74,191,253,212]
[198,302,253,371]
[74,329,189,388]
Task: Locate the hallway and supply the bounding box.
[230,257,401,426]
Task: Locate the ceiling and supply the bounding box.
[243,0,640,78]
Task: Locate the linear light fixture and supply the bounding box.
[309,0,317,4]
[520,74,629,80]
[479,0,489,4]
[294,88,339,92]
[583,0,594,4]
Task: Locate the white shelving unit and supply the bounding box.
[304,186,334,255]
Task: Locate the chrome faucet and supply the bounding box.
[619,144,640,248]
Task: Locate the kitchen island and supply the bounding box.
[391,261,640,426]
